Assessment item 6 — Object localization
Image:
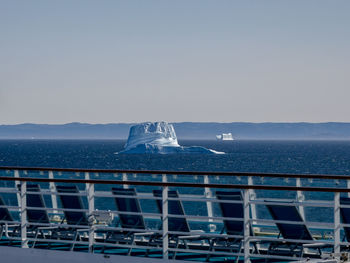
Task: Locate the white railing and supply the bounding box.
[0,167,349,262]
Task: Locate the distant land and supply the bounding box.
[1,122,350,140]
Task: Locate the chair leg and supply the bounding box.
[146,234,157,257]
[206,238,215,262]
[172,237,180,259]
[234,241,243,263]
[127,235,135,256]
[32,229,40,248]
[71,231,80,251]
[253,242,259,254]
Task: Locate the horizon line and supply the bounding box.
[2,121,350,126]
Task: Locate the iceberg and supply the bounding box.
[118,121,224,154]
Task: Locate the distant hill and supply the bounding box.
[1,122,350,140]
[174,122,350,140]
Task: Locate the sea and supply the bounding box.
[1,139,350,224]
[1,139,350,174]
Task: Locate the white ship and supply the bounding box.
[216,133,234,140]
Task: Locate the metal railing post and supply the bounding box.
[86,172,95,253]
[204,175,215,231]
[248,176,257,224]
[20,181,28,248]
[334,192,340,258]
[14,170,21,207]
[48,170,58,214]
[243,189,250,263]
[162,174,169,259]
[296,177,305,220]
[122,173,129,189]
[162,186,169,259]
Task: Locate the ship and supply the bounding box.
[216,132,234,140]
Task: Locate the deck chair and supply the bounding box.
[0,196,13,222]
[14,184,51,245]
[102,188,156,255]
[0,195,14,239]
[23,184,51,247]
[1,184,50,244]
[339,197,350,244]
[55,185,89,250]
[26,184,50,225]
[153,190,209,259]
[208,191,257,262]
[56,185,88,226]
[265,201,329,258]
[113,188,145,231]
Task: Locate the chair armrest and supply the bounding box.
[178,234,201,240]
[134,232,155,236]
[5,224,20,228]
[37,226,60,230]
[189,230,205,234]
[177,230,205,240]
[76,228,90,232]
[303,242,331,248]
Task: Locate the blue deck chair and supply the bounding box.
[216,191,244,237]
[56,185,88,226]
[208,191,257,262]
[0,196,13,222]
[265,201,329,257]
[23,184,51,247]
[16,184,50,225]
[339,197,350,243]
[0,195,14,239]
[153,190,209,259]
[112,188,145,230]
[153,190,191,234]
[14,184,51,244]
[2,185,50,244]
[103,188,156,255]
[26,184,50,225]
[55,185,89,250]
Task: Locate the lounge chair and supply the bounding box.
[207,191,257,262]
[112,188,145,231]
[56,185,89,226]
[0,196,13,222]
[22,184,51,247]
[55,185,89,250]
[25,184,50,225]
[0,195,14,240]
[339,197,350,243]
[1,184,50,245]
[153,190,209,259]
[265,200,329,258]
[13,184,51,246]
[102,188,156,255]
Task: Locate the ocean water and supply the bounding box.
[1,139,350,224]
[0,139,350,175]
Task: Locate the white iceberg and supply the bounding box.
[118,121,224,154]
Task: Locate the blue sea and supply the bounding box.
[0,139,350,175]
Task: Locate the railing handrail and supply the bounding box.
[1,166,350,180]
[0,175,349,192]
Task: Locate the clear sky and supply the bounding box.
[1,0,349,124]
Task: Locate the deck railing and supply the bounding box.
[0,166,349,262]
